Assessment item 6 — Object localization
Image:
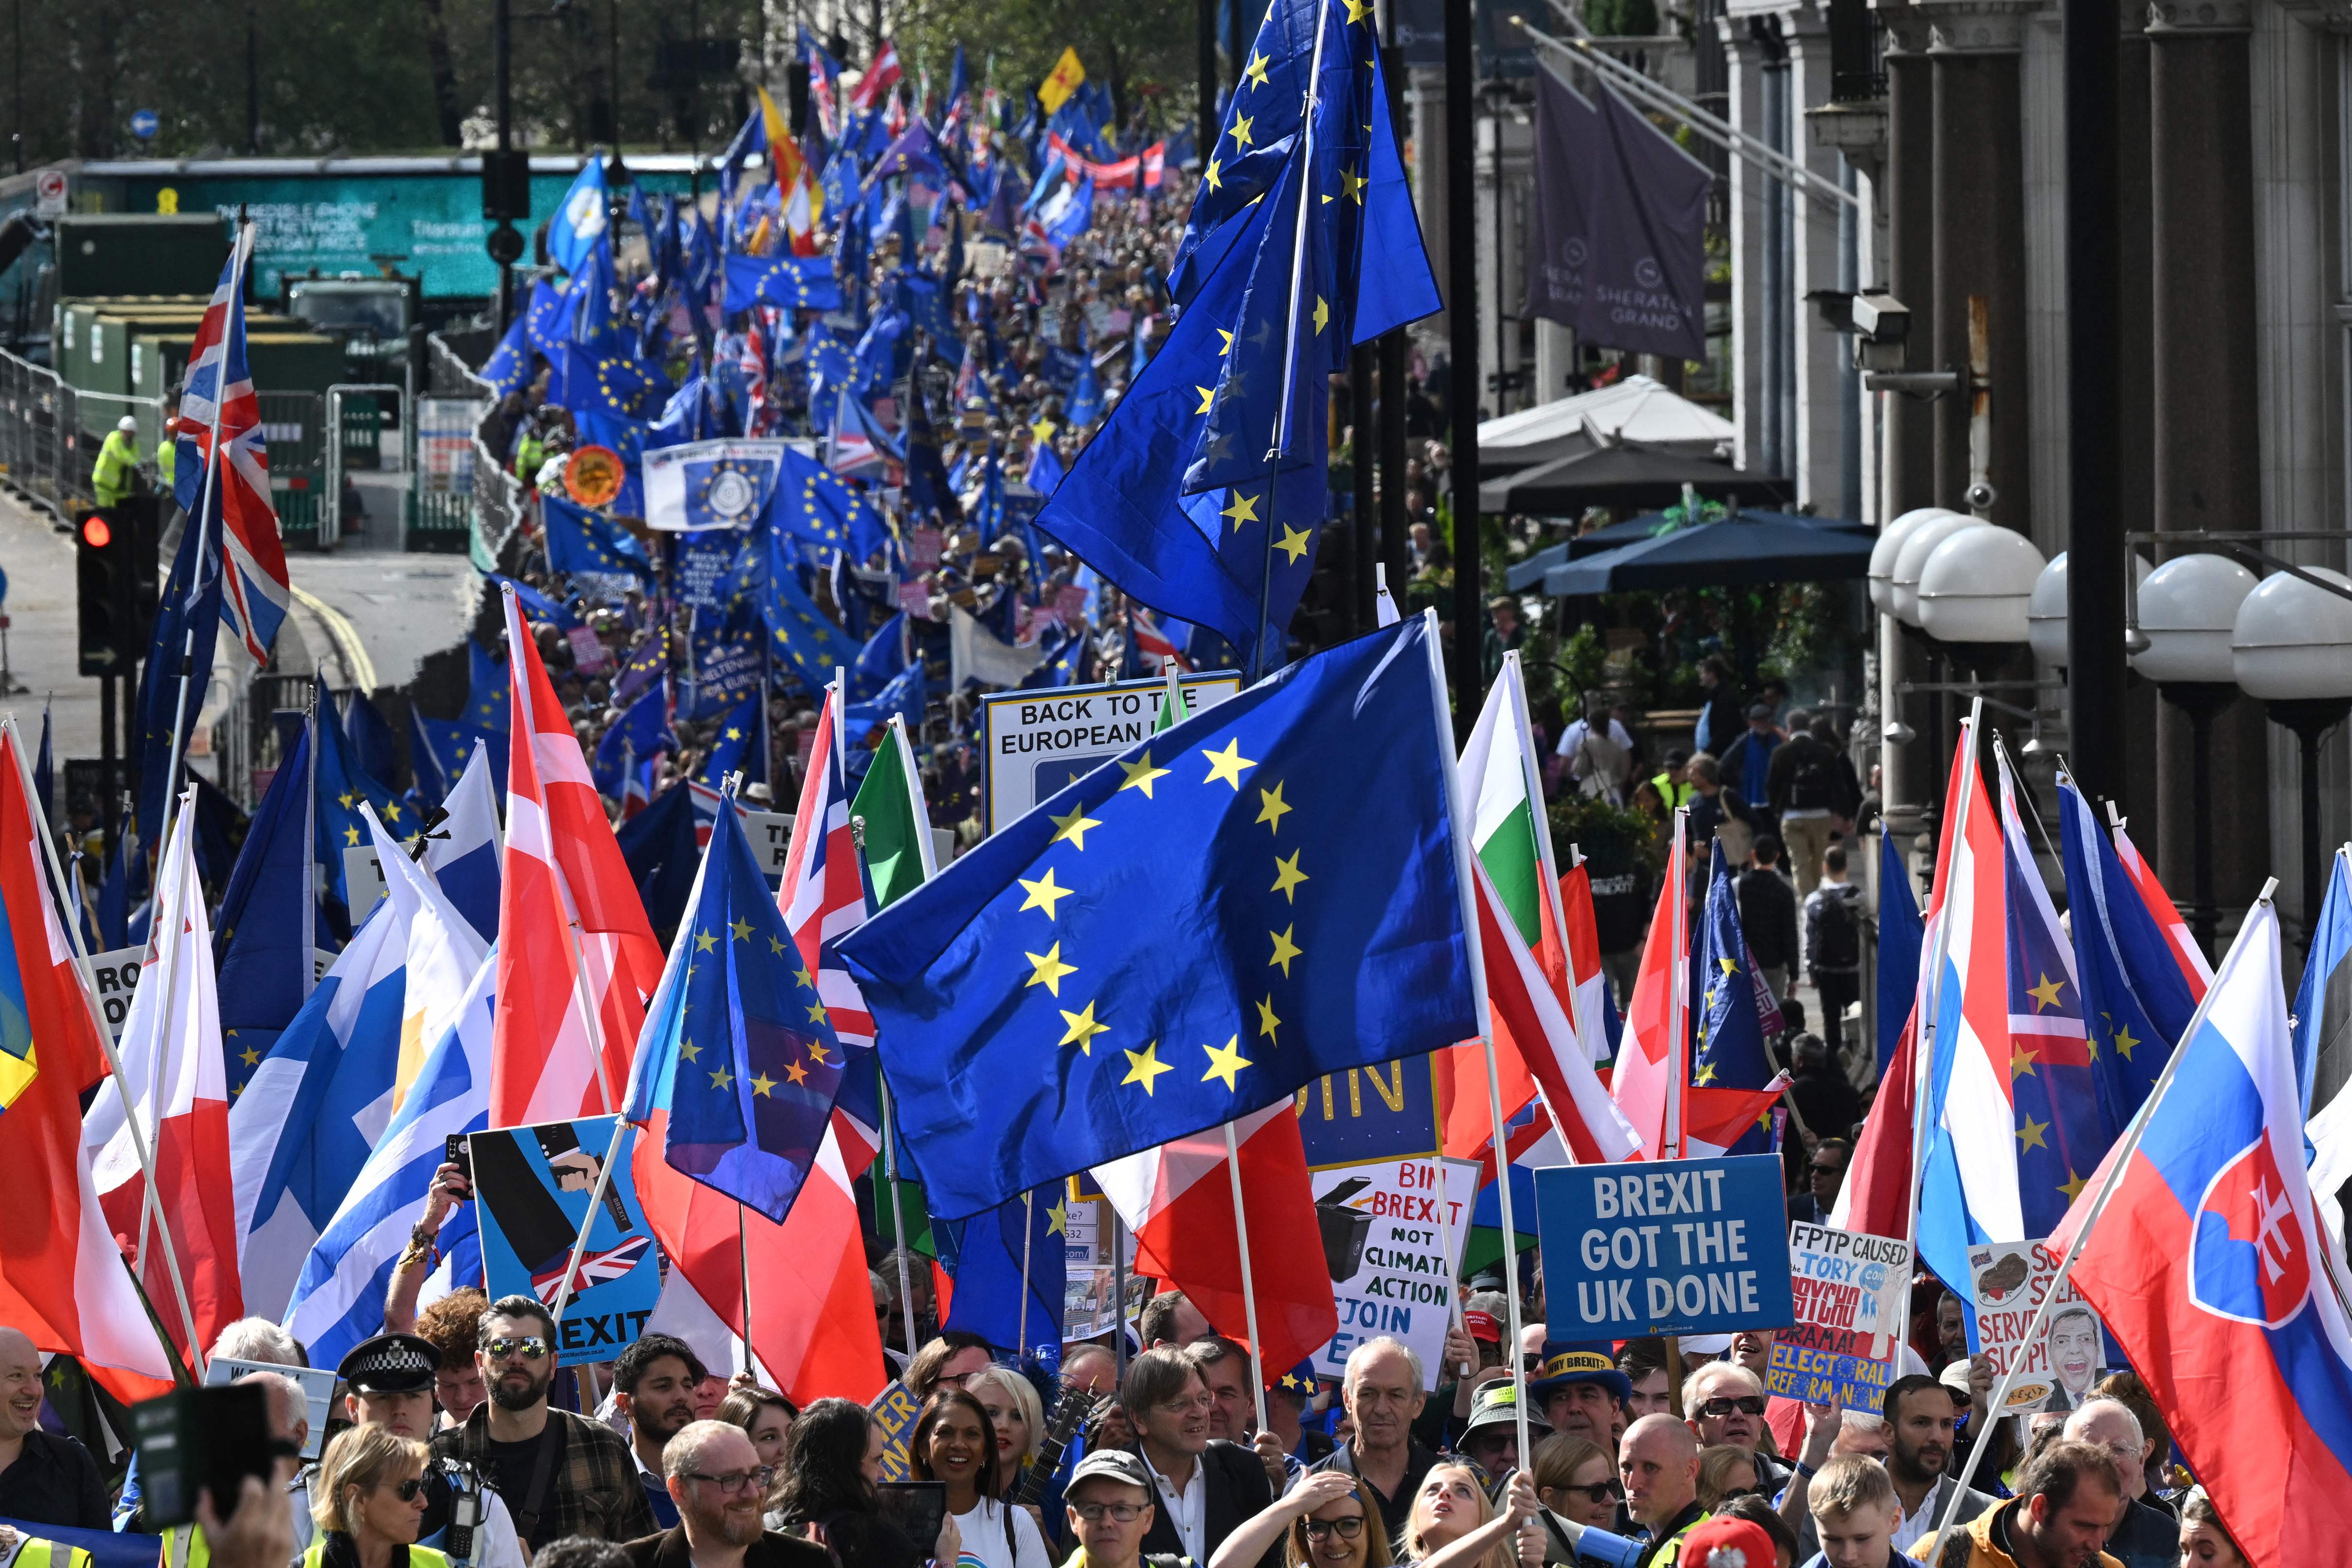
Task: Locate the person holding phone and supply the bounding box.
[305,1426,442,1568]
[911,1389,1054,1568]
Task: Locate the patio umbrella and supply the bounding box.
[1479,442,1790,516]
[1537,510,1877,595]
[1504,507,1869,592]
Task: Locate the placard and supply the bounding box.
[344,843,389,913]
[910,526,944,569]
[565,625,614,675]
[869,1380,922,1481]
[1969,1239,2107,1411]
[1308,1156,1477,1391]
[978,672,1243,833]
[1061,1197,1149,1340]
[1532,1156,1795,1339]
[471,1116,663,1359]
[205,1358,338,1460]
[738,809,796,881]
[1765,1224,1913,1412]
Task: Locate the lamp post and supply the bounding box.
[2233,564,2352,941]
[2133,552,2259,958]
[2027,549,2153,673]
[1890,511,1985,789]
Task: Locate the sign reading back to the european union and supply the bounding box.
[979,672,1243,833]
[1533,1155,1794,1339]
[471,1116,663,1358]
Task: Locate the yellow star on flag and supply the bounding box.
[1031,417,1058,444]
[2010,1044,2039,1080]
[1060,1000,1111,1054]
[2028,973,2065,1010]
[344,826,361,846]
[784,1060,808,1086]
[1256,994,1281,1042]
[1343,164,1368,202]
[792,964,814,988]
[1274,523,1311,563]
[1195,385,1216,415]
[240,1045,260,1067]
[1025,942,1078,996]
[383,802,402,823]
[2015,1114,2050,1152]
[1257,782,1292,832]
[1244,49,1271,86]
[680,1038,702,1062]
[1344,0,1373,18]
[1202,738,1257,789]
[710,1065,735,1090]
[1220,490,1260,528]
[1118,751,1171,798]
[726,727,743,741]
[2113,1024,2140,1059]
[769,936,787,956]
[1695,1062,1719,1085]
[1203,156,1223,192]
[1049,804,1101,850]
[806,1001,828,1024]
[1047,1197,1069,1236]
[1271,849,1309,903]
[730,915,754,942]
[2059,1168,2087,1203]
[1312,296,1329,334]
[696,929,719,953]
[807,1041,831,1063]
[751,1072,778,1098]
[1218,328,1235,356]
[1268,924,1302,976]
[1202,1035,1252,1090]
[339,791,356,810]
[1230,112,1255,148]
[1019,868,1074,919]
[1123,1041,1173,1095]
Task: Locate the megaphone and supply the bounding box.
[1541,1511,1646,1568]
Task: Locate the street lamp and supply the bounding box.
[2026,550,2152,671]
[1869,506,1959,617]
[1918,524,2045,645]
[2133,552,2259,957]
[2233,564,2352,941]
[1890,512,1986,628]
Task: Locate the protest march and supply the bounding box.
[1,5,2350,1568]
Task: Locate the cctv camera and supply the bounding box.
[1964,481,1997,511]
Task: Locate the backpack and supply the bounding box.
[1784,739,1840,811]
[1812,888,1861,972]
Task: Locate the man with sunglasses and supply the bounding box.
[338,1333,527,1568]
[1062,1449,1193,1568]
[1682,1364,1791,1497]
[430,1296,655,1552]
[620,1422,827,1568]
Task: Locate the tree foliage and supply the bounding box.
[890,0,1200,133]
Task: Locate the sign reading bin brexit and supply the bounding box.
[1534,1155,1794,1339]
[472,1117,663,1358]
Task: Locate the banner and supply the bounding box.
[471,1116,663,1359]
[868,1380,922,1480]
[1969,1238,2108,1412]
[1764,1224,1913,1412]
[642,439,796,532]
[1533,1156,1795,1339]
[1308,1156,1477,1391]
[977,673,1242,832]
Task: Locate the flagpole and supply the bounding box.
[882,1081,921,1362]
[1,714,195,1382]
[1904,698,1981,1265]
[1019,1189,1035,1361]
[1220,1119,1272,1435]
[300,681,320,1001]
[133,788,211,1380]
[1920,879,2276,1568]
[737,1203,754,1375]
[1109,1206,1130,1382]
[1665,807,1689,1159]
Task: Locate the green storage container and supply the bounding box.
[52,216,228,299]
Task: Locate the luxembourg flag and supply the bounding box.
[1094,1103,1339,1375]
[2054,898,2352,1568]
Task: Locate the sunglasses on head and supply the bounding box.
[1699,1396,1768,1418]
[484,1335,549,1361]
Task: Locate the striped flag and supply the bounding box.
[776,682,874,1053]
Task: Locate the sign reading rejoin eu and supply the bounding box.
[1534,1155,1796,1339]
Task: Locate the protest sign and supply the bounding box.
[869,1380,922,1481]
[737,809,795,881]
[472,1115,663,1358]
[1765,1224,1914,1412]
[1533,1155,1795,1339]
[343,843,389,914]
[979,672,1243,832]
[1307,1156,1477,1391]
[565,625,613,675]
[1970,1238,2107,1411]
[205,1357,338,1459]
[1296,1058,1446,1168]
[84,946,144,1039]
[1061,1195,1149,1339]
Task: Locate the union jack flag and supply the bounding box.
[174,224,290,667]
[529,1235,652,1304]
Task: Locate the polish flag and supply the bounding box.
[1094,1104,1337,1373]
[0,725,177,1400]
[2111,813,2212,997]
[83,787,244,1368]
[491,586,666,1124]
[1610,828,1691,1158]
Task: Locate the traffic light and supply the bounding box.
[75,495,160,677]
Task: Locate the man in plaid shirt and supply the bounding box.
[432,1295,657,1550]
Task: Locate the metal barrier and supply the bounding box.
[324,383,410,549]
[0,347,165,518]
[410,394,485,554]
[263,389,328,548]
[424,328,531,570]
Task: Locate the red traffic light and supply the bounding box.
[80,514,112,549]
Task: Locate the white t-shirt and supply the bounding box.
[952,1497,1055,1568]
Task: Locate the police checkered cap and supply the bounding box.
[337,1332,441,1394]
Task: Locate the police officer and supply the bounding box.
[336,1334,528,1568]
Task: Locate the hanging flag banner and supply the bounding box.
[472,1116,664,1358]
[1764,1224,1914,1412]
[1533,1156,1795,1339]
[1296,1058,1445,1168]
[978,671,1242,832]
[1969,1239,2108,1412]
[642,439,798,532]
[1307,1156,1477,1391]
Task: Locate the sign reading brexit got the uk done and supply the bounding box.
[1534,1156,1794,1339]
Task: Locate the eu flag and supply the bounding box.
[648,795,849,1221]
[839,613,1477,1219]
[772,444,892,560]
[595,681,673,796]
[1689,842,1777,1154]
[761,538,865,693]
[938,1186,1068,1365]
[544,494,655,579]
[722,252,846,314]
[214,719,320,1092]
[310,673,408,939]
[699,691,767,787]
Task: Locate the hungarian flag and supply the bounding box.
[0,724,177,1401]
[490,585,665,1124]
[1439,658,1637,1170]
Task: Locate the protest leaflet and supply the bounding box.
[1969,1238,2107,1411]
[1765,1224,1914,1412]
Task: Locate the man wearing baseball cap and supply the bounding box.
[337,1333,528,1568]
[1529,1341,1634,1457]
[1458,1383,1552,1487]
[1064,1449,1192,1568]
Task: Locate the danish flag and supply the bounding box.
[175,224,290,666]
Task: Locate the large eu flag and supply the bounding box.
[840,613,1478,1219]
[647,793,849,1222]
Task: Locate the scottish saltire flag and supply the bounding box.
[424,741,503,946]
[548,158,610,275]
[840,613,1477,1218]
[544,494,655,579]
[283,948,493,1370]
[2055,899,2352,1568]
[174,223,290,667]
[215,720,319,1095]
[2058,772,2197,1139]
[722,252,844,314]
[636,795,847,1222]
[938,1186,1067,1364]
[595,682,674,798]
[1916,737,2111,1298]
[1689,842,1778,1155]
[642,439,790,533]
[762,542,865,693]
[698,692,767,787]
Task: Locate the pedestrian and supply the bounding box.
[1803,847,1864,1059]
[1768,716,1856,898]
[1617,1342,1672,1421]
[1794,1376,1993,1561]
[1309,1337,1442,1543]
[2173,1490,2244,1568]
[1737,836,1800,1002]
[1484,597,1526,685]
[904,1330,995,1401]
[1684,755,1756,869]
[714,1388,794,1476]
[0,1326,108,1526]
[1696,1446,1763,1513]
[1139,1290,1212,1348]
[2058,1402,2174,1568]
[1557,695,1635,804]
[1055,1450,1173,1568]
[1927,1442,2124,1568]
[92,416,141,507]
[1717,703,1782,814]
[1527,1342,1631,1459]
[964,1364,1047,1506]
[1394,1464,1545,1568]
[429,1296,655,1550]
[1788,1133,1856,1225]
[1680,1363,1787,1495]
[1457,1386,1550,1487]
[764,1397,941,1567]
[336,1332,527,1568]
[619,1421,828,1568]
[1534,1436,1620,1531]
[1207,1468,1394,1568]
[1693,660,1742,756]
[1122,1346,1277,1567]
[1798,1455,1904,1568]
[1616,1416,1705,1568]
[613,1334,707,1529]
[911,1388,1054,1568]
[306,1426,443,1568]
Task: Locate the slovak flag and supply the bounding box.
[175,224,290,666]
[850,39,903,112]
[2055,898,2352,1568]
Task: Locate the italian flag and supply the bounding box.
[1439,654,1639,1167]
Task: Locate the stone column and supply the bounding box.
[1410,67,1450,331]
[1719,17,1772,473]
[2148,0,2269,924]
[1879,10,1935,517]
[1784,5,1858,512]
[2115,10,2161,829]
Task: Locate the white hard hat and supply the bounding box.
[117,416,136,433]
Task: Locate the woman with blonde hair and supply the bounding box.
[964,1365,1046,1495]
[1397,1462,1544,1568]
[305,1425,443,1568]
[1696,1445,1765,1512]
[1209,1466,1542,1568]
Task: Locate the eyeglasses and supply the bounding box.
[682,1467,776,1494]
[1556,1481,1622,1505]
[386,1477,427,1502]
[1302,1517,1366,1540]
[484,1336,549,1362]
[1809,1163,1846,1177]
[1698,1397,1768,1418]
[1155,1392,1215,1416]
[1074,1503,1148,1522]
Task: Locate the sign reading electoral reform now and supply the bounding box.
[1533,1155,1795,1339]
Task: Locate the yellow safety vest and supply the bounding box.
[156,438,176,489]
[301,1540,453,1568]
[13,1539,94,1568]
[1650,773,1696,811]
[91,430,139,506]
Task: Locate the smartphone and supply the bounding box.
[444,1132,472,1182]
[131,1383,275,1529]
[875,1480,948,1552]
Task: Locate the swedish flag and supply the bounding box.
[838,614,1479,1220]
